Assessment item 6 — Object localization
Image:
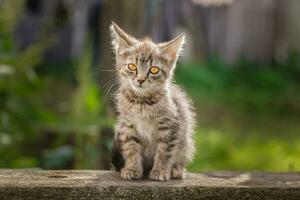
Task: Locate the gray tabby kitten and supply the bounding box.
[110,22,195,181]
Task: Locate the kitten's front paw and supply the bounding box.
[171,166,185,179]
[120,167,143,180]
[149,169,171,181]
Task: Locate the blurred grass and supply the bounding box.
[188,128,300,172]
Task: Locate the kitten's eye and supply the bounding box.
[149,66,160,74]
[128,63,137,71]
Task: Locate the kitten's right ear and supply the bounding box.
[110,21,138,54]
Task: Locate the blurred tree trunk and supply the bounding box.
[273,0,288,63]
[201,0,277,64]
[143,0,206,62]
[286,0,300,54]
[71,0,93,57]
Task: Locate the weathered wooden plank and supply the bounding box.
[0,170,299,200]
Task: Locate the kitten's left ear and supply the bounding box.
[159,33,185,60]
[110,21,138,54]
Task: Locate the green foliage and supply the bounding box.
[0,1,107,169]
[176,57,300,116]
[37,45,107,169]
[72,48,102,122]
[71,47,105,169]
[0,0,52,168]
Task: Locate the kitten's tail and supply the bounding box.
[111,141,124,171]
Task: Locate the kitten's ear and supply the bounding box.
[110,21,138,54]
[159,33,185,60]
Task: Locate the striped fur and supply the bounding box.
[110,22,196,181]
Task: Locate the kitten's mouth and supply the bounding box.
[132,84,149,93]
[135,85,144,90]
[130,80,144,90]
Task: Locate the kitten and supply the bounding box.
[110,22,196,181]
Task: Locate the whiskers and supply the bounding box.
[102,74,119,100]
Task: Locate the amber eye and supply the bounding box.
[128,63,137,71]
[149,66,160,74]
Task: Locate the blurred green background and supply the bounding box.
[0,0,300,172]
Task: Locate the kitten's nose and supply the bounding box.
[137,78,146,86]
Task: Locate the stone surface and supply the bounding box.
[0,170,300,199]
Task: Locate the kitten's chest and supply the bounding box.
[128,103,158,118]
[132,115,157,142]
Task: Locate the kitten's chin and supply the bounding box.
[130,84,146,93]
[129,81,152,95]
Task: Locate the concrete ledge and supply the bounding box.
[0,170,300,200]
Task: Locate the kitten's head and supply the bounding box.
[110,22,184,95]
